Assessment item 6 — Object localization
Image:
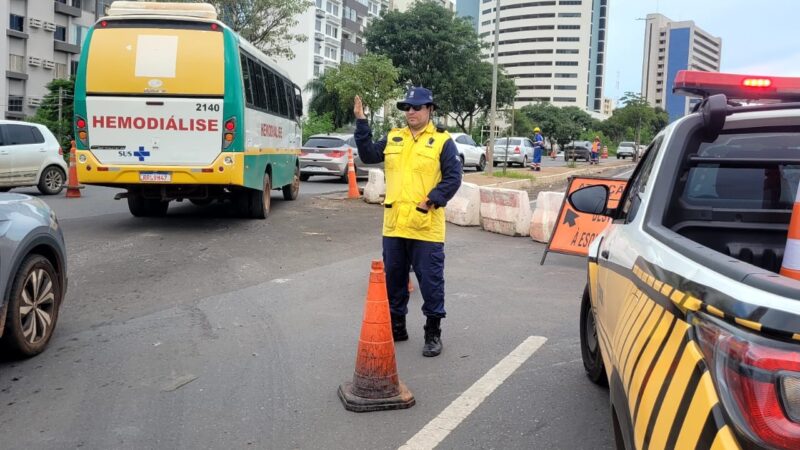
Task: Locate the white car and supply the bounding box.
[0,121,68,195]
[616,141,637,159]
[450,132,487,171]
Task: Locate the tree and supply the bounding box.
[600,92,669,150]
[364,2,484,104]
[27,78,74,151]
[439,61,517,133]
[324,54,402,127]
[301,111,335,142]
[305,70,354,130]
[157,0,309,59]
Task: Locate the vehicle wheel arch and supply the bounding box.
[609,369,635,450]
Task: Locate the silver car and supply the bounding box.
[0,194,67,357]
[300,134,383,182]
[490,137,536,167]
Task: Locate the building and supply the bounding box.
[456,0,481,32]
[478,0,608,112]
[2,0,112,120]
[602,96,614,116]
[640,13,722,122]
[393,0,454,13]
[276,0,386,113]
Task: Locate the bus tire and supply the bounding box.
[249,173,271,219]
[283,166,300,201]
[128,194,168,217]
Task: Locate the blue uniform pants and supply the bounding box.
[383,237,446,318]
[533,147,543,164]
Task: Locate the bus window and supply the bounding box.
[276,76,289,117]
[283,79,295,120]
[250,58,267,110]
[240,53,254,107]
[265,68,280,114]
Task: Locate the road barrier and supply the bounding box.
[445,182,481,227]
[363,169,385,204]
[529,191,564,243]
[479,187,532,236]
[338,260,415,412]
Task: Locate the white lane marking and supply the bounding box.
[399,336,547,450]
[271,278,291,284]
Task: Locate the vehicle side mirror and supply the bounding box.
[568,185,610,215]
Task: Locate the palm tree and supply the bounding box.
[305,71,354,129]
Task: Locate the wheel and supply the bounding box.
[580,286,607,386]
[300,174,310,182]
[522,155,528,168]
[616,155,620,159]
[1,254,62,357]
[190,198,213,206]
[127,194,168,217]
[247,172,271,219]
[0,187,11,192]
[493,161,499,167]
[459,155,465,170]
[476,155,486,172]
[282,165,300,201]
[37,166,66,195]
[340,167,350,184]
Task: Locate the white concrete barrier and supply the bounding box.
[479,187,532,236]
[445,182,481,226]
[363,169,385,204]
[530,191,565,243]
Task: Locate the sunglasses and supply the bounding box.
[399,104,428,112]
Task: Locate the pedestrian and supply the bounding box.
[591,136,601,165]
[353,87,462,357]
[531,127,544,171]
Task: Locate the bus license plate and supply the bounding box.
[140,172,172,182]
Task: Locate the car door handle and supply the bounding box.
[601,250,610,259]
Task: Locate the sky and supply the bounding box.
[605,0,800,103]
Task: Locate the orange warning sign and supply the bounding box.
[541,176,628,262]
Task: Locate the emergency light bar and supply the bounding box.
[674,71,800,102]
[107,1,218,20]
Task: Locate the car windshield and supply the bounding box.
[619,142,635,148]
[304,137,346,148]
[494,138,522,146]
[682,132,800,209]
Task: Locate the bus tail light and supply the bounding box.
[695,314,800,450]
[222,117,236,149]
[75,116,88,146]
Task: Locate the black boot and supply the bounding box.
[391,314,408,342]
[423,317,442,357]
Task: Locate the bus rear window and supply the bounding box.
[85,22,224,96]
[682,132,800,210]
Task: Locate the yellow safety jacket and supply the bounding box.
[383,122,450,242]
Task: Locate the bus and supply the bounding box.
[73,1,302,218]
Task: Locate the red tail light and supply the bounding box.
[328,151,346,158]
[76,118,86,128]
[300,151,309,157]
[225,118,236,131]
[75,116,88,146]
[514,146,521,154]
[222,117,236,149]
[696,315,800,450]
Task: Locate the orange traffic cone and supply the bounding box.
[602,146,609,159]
[347,148,359,199]
[780,186,800,280]
[65,140,84,199]
[338,260,415,412]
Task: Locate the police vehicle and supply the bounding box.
[570,71,800,450]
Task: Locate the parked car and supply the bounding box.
[299,134,383,182]
[490,137,535,167]
[449,132,486,171]
[0,193,67,357]
[0,120,68,195]
[563,144,591,162]
[616,141,638,159]
[570,70,800,449]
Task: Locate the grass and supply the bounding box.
[566,160,577,169]
[490,170,536,180]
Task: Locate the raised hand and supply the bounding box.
[354,95,366,120]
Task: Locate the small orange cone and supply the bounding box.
[347,148,359,199]
[780,186,800,281]
[338,260,415,412]
[602,146,609,159]
[65,140,84,199]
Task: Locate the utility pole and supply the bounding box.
[58,87,63,124]
[486,0,501,176]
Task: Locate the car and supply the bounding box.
[450,132,487,171]
[0,193,67,357]
[616,141,638,159]
[299,134,383,182]
[563,144,591,162]
[0,120,68,195]
[490,137,535,167]
[569,71,800,449]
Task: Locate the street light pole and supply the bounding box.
[486,0,501,176]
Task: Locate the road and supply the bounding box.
[0,181,613,450]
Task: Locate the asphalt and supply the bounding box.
[0,181,614,450]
